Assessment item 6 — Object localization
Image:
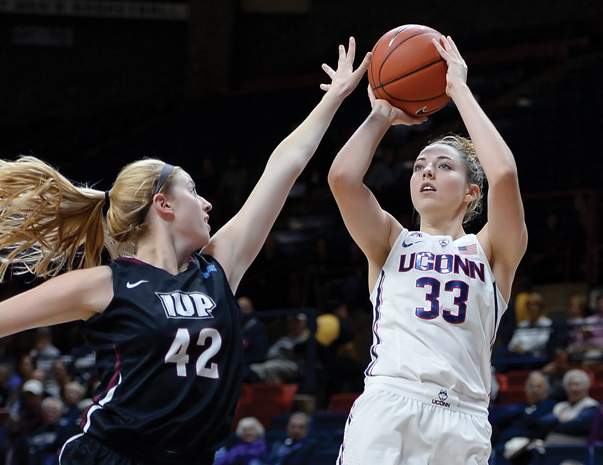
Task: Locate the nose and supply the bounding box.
[200,196,212,212]
[422,164,435,179]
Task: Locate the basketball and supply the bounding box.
[368,24,450,116]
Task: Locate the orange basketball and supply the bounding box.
[368,24,450,116]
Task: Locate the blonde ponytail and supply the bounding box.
[0,156,177,281]
[0,156,114,281]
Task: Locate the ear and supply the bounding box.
[464,184,480,203]
[150,193,174,219]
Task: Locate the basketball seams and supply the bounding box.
[377,58,446,87]
[372,31,437,85]
[381,91,448,104]
[368,24,450,115]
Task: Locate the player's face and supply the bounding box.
[168,170,212,250]
[410,144,473,223]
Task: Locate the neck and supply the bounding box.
[419,219,466,240]
[135,237,190,275]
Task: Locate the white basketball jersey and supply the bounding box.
[367,229,507,403]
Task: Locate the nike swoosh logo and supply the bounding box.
[126,280,148,289]
[415,98,450,116]
[401,240,424,248]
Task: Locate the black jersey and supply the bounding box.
[81,253,243,464]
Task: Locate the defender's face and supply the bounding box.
[168,170,212,250]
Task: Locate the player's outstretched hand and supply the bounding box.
[320,37,372,98]
[367,85,427,126]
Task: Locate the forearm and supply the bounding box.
[329,109,392,184]
[270,89,348,174]
[554,408,599,435]
[449,83,517,178]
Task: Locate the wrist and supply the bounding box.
[367,107,395,126]
[447,82,471,100]
[324,83,352,101]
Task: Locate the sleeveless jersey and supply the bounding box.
[366,229,506,404]
[81,253,242,464]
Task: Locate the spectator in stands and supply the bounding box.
[239,297,270,364]
[567,293,603,363]
[65,324,96,386]
[7,354,35,393]
[507,293,553,357]
[11,396,80,465]
[494,276,531,357]
[213,416,267,465]
[566,294,589,327]
[503,369,598,464]
[61,381,86,430]
[239,296,270,383]
[496,292,557,371]
[46,360,73,399]
[248,314,309,384]
[511,276,533,326]
[540,350,572,402]
[589,404,603,445]
[29,327,61,373]
[555,293,586,348]
[315,303,364,409]
[538,369,599,445]
[6,379,46,458]
[490,371,556,447]
[264,412,316,465]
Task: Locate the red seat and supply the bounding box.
[579,366,595,386]
[496,388,526,405]
[328,393,360,413]
[232,383,253,430]
[590,364,603,385]
[505,370,533,387]
[494,373,509,391]
[589,385,603,402]
[246,382,299,429]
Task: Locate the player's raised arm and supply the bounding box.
[204,38,371,291]
[434,36,527,300]
[328,87,426,286]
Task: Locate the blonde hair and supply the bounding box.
[0,156,176,281]
[426,134,485,223]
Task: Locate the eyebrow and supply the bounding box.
[415,155,455,162]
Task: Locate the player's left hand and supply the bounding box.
[433,36,468,96]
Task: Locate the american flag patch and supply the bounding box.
[458,243,478,255]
